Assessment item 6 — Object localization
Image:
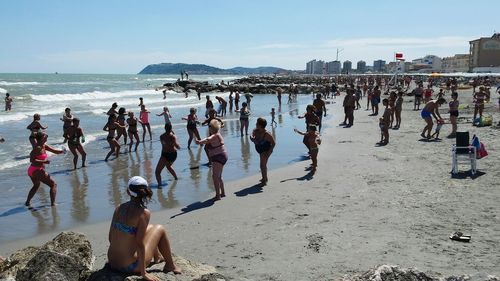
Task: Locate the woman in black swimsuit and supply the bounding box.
[103,114,125,161]
[250,118,275,186]
[155,123,180,187]
[115,107,128,145]
[27,113,48,148]
[65,118,86,169]
[127,111,140,152]
[181,108,201,149]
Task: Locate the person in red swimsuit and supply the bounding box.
[25,132,65,206]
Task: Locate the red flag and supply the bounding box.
[395,53,403,59]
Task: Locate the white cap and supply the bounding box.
[127,176,148,197]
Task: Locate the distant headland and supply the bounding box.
[138,63,289,75]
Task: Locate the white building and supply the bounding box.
[411,55,442,72]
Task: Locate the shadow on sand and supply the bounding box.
[280,169,315,182]
[234,183,263,197]
[451,170,486,180]
[170,198,215,219]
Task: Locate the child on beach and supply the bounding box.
[378,98,390,145]
[139,105,152,142]
[250,118,275,186]
[157,106,172,126]
[431,119,444,140]
[270,108,277,126]
[294,125,321,171]
[27,113,48,148]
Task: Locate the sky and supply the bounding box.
[0,0,498,74]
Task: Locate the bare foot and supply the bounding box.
[213,196,221,201]
[163,264,182,274]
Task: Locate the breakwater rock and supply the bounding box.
[159,75,334,96]
[0,232,225,281]
[342,265,498,281]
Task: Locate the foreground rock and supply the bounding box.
[342,265,498,281]
[0,231,93,281]
[0,232,225,281]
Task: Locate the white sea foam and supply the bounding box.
[0,157,30,171]
[0,81,40,86]
[29,89,166,102]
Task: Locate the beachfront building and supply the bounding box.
[373,60,386,72]
[326,60,341,74]
[442,54,470,73]
[387,61,405,73]
[469,33,500,72]
[306,59,325,74]
[409,55,442,72]
[356,60,366,73]
[342,60,352,74]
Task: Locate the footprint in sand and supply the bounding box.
[306,233,324,253]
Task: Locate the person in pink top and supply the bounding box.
[25,132,65,206]
[139,105,152,142]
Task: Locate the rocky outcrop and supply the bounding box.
[86,255,225,281]
[342,265,499,281]
[0,231,225,281]
[0,231,93,281]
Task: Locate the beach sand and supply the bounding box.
[1,88,499,280]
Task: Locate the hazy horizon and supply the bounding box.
[1,0,498,74]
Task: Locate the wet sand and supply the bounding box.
[1,87,500,280]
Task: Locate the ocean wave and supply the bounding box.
[0,81,40,86]
[0,157,30,171]
[29,89,164,102]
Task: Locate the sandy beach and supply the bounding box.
[1,86,500,280]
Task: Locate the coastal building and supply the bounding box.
[326,60,341,74]
[387,61,405,73]
[469,33,500,72]
[410,55,442,72]
[305,59,325,74]
[356,60,366,73]
[441,54,470,73]
[342,60,352,74]
[373,60,386,72]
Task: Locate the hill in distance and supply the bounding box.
[138,63,287,75]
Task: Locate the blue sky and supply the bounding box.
[0,0,498,73]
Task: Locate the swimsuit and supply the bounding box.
[27,153,48,177]
[421,109,431,119]
[139,111,149,124]
[206,134,228,165]
[449,110,459,117]
[255,138,272,154]
[127,119,138,133]
[187,118,197,130]
[161,151,177,163]
[112,221,138,235]
[110,205,139,273]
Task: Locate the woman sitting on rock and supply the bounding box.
[107,176,181,280]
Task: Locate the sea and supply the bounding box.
[0,73,326,243]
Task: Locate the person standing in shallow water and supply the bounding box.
[139,105,152,142]
[25,132,65,206]
[312,94,326,132]
[5,93,13,111]
[155,123,180,186]
[196,120,228,200]
[127,112,141,152]
[107,176,181,280]
[60,108,73,143]
[250,118,275,186]
[65,118,86,169]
